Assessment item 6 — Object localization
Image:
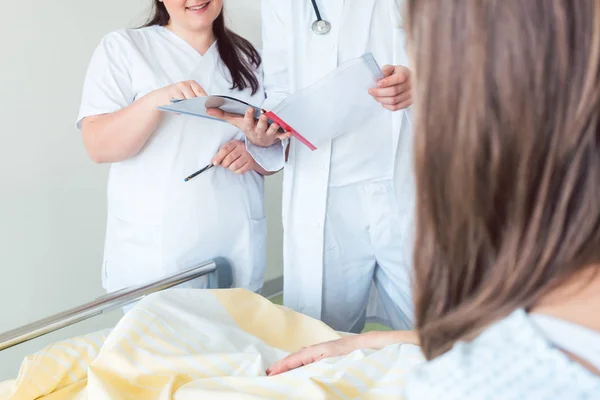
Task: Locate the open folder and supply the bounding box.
[158,53,384,151]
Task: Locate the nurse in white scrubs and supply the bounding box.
[76,0,269,301]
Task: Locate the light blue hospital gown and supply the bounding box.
[404,309,600,399]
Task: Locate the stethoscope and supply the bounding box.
[310,0,331,35]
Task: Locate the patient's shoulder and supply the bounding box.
[404,310,600,400]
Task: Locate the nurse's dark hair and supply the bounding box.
[404,0,600,360]
[143,1,261,95]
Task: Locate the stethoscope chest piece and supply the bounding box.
[312,19,331,35]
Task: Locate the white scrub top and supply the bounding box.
[76,26,267,293]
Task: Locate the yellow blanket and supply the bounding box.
[1,289,424,399]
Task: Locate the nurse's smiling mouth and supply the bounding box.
[186,1,211,14]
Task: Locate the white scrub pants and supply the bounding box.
[322,180,414,333]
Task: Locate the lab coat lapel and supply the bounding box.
[389,0,410,161]
[338,0,377,57]
[284,0,377,323]
[282,0,342,320]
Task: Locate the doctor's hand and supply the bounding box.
[212,140,258,175]
[148,80,207,107]
[369,65,412,111]
[206,107,291,147]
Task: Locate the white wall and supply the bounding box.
[0,0,282,380]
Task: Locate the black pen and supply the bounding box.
[184,163,214,182]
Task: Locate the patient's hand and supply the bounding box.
[266,330,419,376]
[266,338,356,376]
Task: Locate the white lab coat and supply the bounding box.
[77,26,267,294]
[255,0,415,327]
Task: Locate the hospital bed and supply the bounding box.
[0,258,233,353]
[0,259,423,400]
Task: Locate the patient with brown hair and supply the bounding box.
[268,0,600,397]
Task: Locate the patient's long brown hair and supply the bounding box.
[404,0,600,360]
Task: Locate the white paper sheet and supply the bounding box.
[271,53,384,149]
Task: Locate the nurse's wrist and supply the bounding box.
[139,89,170,111]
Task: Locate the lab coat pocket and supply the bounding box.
[248,217,267,291]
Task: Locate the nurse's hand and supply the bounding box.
[369,65,412,111]
[149,80,207,107]
[212,140,258,175]
[206,107,291,147]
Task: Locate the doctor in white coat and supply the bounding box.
[211,0,415,332]
[76,0,269,306]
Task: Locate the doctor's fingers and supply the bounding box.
[276,132,292,141]
[382,96,413,111]
[212,140,240,165]
[265,122,282,137]
[228,150,251,171]
[221,146,246,168]
[380,64,396,78]
[369,81,410,97]
[232,160,254,175]
[255,114,270,134]
[376,90,412,107]
[377,67,411,88]
[206,109,247,129]
[242,107,258,130]
[265,123,292,143]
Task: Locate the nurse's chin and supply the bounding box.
[185,9,219,28]
[185,20,216,34]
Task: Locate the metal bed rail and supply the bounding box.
[0,258,232,352]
